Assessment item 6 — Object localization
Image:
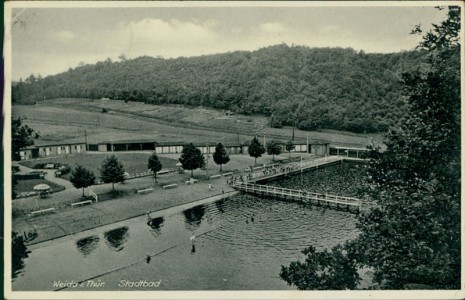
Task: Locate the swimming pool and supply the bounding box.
[13,192,360,291]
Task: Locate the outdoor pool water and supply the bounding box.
[12,192,361,291]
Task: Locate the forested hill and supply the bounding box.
[13,44,429,133]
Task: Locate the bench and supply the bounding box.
[222,172,233,177]
[157,169,171,175]
[253,166,264,171]
[209,175,221,179]
[163,184,178,189]
[244,168,251,172]
[137,188,154,194]
[30,207,55,216]
[71,200,92,207]
[185,179,198,185]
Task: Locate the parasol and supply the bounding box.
[33,184,51,191]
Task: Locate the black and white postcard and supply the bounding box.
[3,1,464,299]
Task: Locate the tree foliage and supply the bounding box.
[280,7,461,290]
[280,245,360,290]
[147,153,163,182]
[12,44,431,133]
[248,137,266,165]
[179,143,205,177]
[12,231,29,279]
[100,155,125,191]
[70,165,96,196]
[285,140,295,157]
[213,143,230,171]
[12,117,37,161]
[266,140,282,161]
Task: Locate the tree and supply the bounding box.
[248,137,266,165]
[70,165,96,196]
[118,53,127,62]
[280,245,360,290]
[12,117,37,161]
[147,153,162,182]
[12,231,29,279]
[285,140,295,158]
[280,7,461,290]
[352,9,461,288]
[179,143,205,177]
[213,143,230,171]
[100,155,125,191]
[266,140,282,161]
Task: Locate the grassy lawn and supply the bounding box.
[13,99,383,147]
[20,153,178,181]
[14,179,65,196]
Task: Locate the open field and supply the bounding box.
[12,98,384,148]
[19,152,179,180]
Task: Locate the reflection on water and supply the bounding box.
[215,198,226,214]
[183,205,206,231]
[76,235,100,256]
[13,186,363,290]
[103,226,129,251]
[147,217,164,236]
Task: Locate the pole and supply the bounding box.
[292,120,295,141]
[84,129,88,151]
[300,155,303,184]
[306,133,309,154]
[206,144,209,176]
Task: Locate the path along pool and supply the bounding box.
[13,164,368,291]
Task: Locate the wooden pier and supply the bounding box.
[232,182,362,212]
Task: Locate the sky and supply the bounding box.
[8,4,450,81]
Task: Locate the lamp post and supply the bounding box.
[205,144,209,176]
[300,155,303,184]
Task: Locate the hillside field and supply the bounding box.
[12,99,384,148]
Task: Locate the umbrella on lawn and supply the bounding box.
[33,184,51,198]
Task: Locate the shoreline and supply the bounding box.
[25,190,239,247]
[16,156,365,247]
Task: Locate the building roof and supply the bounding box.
[98,140,245,147]
[331,145,369,151]
[96,139,326,147]
[21,141,86,150]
